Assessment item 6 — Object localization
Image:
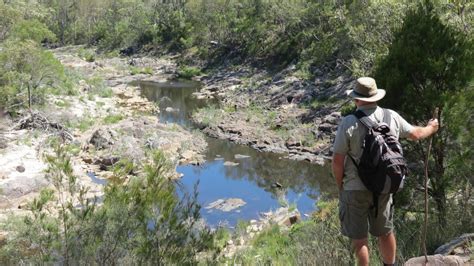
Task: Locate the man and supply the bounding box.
[332,77,439,266]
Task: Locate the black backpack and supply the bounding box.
[349,108,408,216]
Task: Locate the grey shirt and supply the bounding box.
[333,103,414,190]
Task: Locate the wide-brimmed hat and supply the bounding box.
[346,77,386,102]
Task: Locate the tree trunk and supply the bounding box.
[433,188,447,227]
[27,85,31,109]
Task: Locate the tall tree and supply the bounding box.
[0,40,65,110]
[374,1,473,225]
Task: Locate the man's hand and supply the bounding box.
[428,118,439,133]
[408,118,439,140]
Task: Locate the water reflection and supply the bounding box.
[136,80,336,226]
[135,80,216,127]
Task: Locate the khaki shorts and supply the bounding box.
[339,190,394,239]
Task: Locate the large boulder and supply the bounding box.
[89,128,117,150]
[405,234,474,265]
[270,207,301,227]
[405,254,470,265]
[0,143,48,205]
[434,233,474,255]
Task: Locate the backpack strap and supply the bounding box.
[354,108,392,129]
[353,110,376,129]
[382,108,392,125]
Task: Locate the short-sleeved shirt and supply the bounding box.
[333,103,414,190]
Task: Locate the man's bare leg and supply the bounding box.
[378,232,396,265]
[353,238,369,266]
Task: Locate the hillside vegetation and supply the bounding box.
[0,0,473,264]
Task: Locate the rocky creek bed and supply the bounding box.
[1,47,352,219]
[191,62,355,165]
[0,46,207,221]
[0,46,471,263]
[0,46,316,249]
[0,48,311,259]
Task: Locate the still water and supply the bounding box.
[137,80,336,227]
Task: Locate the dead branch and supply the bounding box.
[12,110,74,142]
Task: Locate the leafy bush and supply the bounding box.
[232,200,352,265]
[177,66,201,79]
[0,3,20,41]
[130,66,153,75]
[0,40,66,112]
[234,225,295,265]
[374,1,473,226]
[339,101,356,117]
[77,48,95,62]
[193,106,223,127]
[103,114,123,124]
[0,143,213,264]
[86,76,113,97]
[74,115,95,132]
[8,19,56,43]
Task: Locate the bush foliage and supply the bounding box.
[0,40,66,111]
[375,1,473,226]
[0,143,212,264]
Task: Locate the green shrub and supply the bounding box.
[193,106,223,127]
[0,40,66,112]
[0,143,213,264]
[177,66,201,79]
[8,19,56,43]
[78,48,95,62]
[130,66,140,75]
[374,1,473,226]
[130,66,153,75]
[103,114,123,124]
[230,200,351,265]
[86,76,113,97]
[103,50,120,58]
[143,66,153,75]
[67,115,95,132]
[213,227,231,251]
[0,3,20,42]
[54,100,70,108]
[339,101,356,116]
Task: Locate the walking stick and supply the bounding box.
[423,107,439,264]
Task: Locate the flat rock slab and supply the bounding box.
[234,154,250,159]
[405,254,470,265]
[205,198,246,212]
[0,142,48,200]
[435,233,474,255]
[223,161,239,166]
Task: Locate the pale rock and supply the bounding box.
[15,166,25,173]
[234,154,251,159]
[180,150,195,161]
[204,198,246,212]
[165,107,178,113]
[223,161,239,166]
[405,254,470,265]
